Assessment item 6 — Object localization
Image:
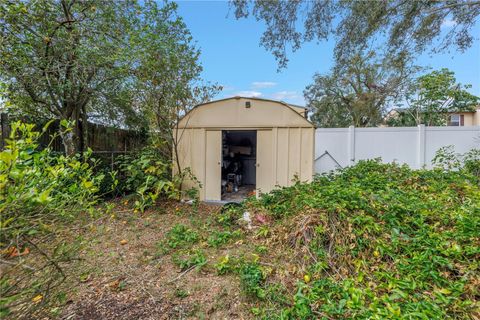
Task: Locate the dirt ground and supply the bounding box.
[59,200,254,320]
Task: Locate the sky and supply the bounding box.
[176,1,480,107]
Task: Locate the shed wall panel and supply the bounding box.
[288,128,301,185]
[276,128,289,186]
[205,130,222,200]
[256,130,274,194]
[300,128,314,181]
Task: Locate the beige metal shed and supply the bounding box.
[175,96,315,201]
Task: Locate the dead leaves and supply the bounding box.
[1,246,30,258]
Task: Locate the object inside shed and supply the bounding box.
[221,130,256,201]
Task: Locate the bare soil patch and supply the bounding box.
[59,200,251,320]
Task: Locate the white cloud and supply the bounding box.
[270,91,300,101]
[235,90,263,98]
[251,81,277,89]
[268,91,305,105]
[441,18,457,28]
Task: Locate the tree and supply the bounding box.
[0,1,202,156]
[386,68,479,126]
[130,2,221,177]
[232,0,480,68]
[1,1,133,154]
[305,52,417,127]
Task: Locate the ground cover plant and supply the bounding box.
[233,159,480,319]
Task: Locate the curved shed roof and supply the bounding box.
[179,96,314,129]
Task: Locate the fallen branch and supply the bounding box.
[165,265,196,285]
[0,259,36,271]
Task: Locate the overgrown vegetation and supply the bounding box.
[0,122,104,318]
[115,147,201,212]
[432,146,480,178]
[225,159,480,319]
[2,121,479,319]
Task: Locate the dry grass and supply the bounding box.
[8,198,325,319]
[57,199,250,320]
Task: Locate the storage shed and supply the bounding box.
[175,96,315,201]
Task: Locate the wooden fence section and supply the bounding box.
[0,113,147,153]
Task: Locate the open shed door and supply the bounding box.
[256,130,273,195]
[205,130,222,201]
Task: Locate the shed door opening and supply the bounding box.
[221,130,257,201]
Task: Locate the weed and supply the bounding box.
[174,288,190,298]
[246,160,480,318]
[172,249,207,271]
[254,245,268,254]
[216,203,242,226]
[164,224,199,249]
[207,230,241,248]
[256,225,270,238]
[214,255,238,275]
[239,263,266,299]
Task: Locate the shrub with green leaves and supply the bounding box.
[240,263,266,299]
[0,122,103,318]
[116,148,201,212]
[432,145,480,178]
[241,159,480,319]
[116,147,176,212]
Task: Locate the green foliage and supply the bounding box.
[0,122,103,318]
[0,121,102,241]
[387,69,479,126]
[116,147,201,212]
[233,1,480,70]
[159,224,199,253]
[239,263,266,299]
[214,255,238,275]
[306,52,417,128]
[117,147,176,212]
[241,160,480,318]
[207,230,241,248]
[432,146,480,178]
[172,249,207,271]
[0,1,204,155]
[215,204,243,227]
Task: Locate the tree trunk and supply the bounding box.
[60,128,76,156]
[81,104,88,154]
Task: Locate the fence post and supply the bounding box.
[417,124,426,169]
[348,125,355,165]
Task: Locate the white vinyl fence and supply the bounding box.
[315,125,480,173]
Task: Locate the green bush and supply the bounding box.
[116,147,201,212]
[432,145,480,178]
[0,122,103,318]
[242,160,480,319]
[240,263,266,299]
[116,148,176,211]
